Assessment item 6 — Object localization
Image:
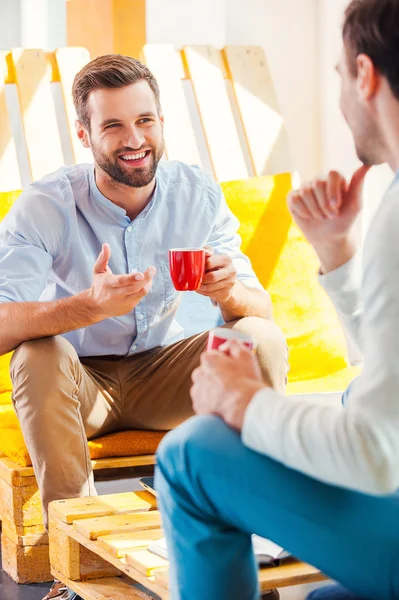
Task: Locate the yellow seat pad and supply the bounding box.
[0,426,165,467]
[222,175,359,395]
[287,365,361,396]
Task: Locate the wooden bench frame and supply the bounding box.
[0,454,156,583]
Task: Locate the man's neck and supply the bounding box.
[94,165,156,221]
[377,95,399,173]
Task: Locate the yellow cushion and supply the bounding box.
[0,353,13,394]
[221,175,360,393]
[0,426,165,467]
[0,190,21,221]
[0,404,19,428]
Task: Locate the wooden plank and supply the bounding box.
[50,492,152,525]
[54,47,92,165]
[67,0,114,59]
[97,529,163,558]
[258,559,326,591]
[9,48,64,181]
[51,569,158,600]
[1,532,51,584]
[183,45,248,182]
[0,454,156,486]
[73,511,162,540]
[113,0,147,59]
[0,52,21,192]
[125,549,168,577]
[2,522,48,547]
[154,569,169,590]
[0,475,44,532]
[0,457,35,486]
[224,46,292,176]
[91,454,156,470]
[50,517,167,598]
[142,44,202,167]
[49,517,81,581]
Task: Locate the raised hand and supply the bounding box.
[89,243,156,318]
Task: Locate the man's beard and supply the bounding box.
[92,141,164,188]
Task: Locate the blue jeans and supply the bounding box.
[155,415,399,600]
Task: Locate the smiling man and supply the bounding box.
[0,55,287,600]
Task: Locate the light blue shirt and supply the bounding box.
[0,161,263,357]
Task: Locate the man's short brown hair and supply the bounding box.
[343,0,399,101]
[72,54,161,130]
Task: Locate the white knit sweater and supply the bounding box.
[242,175,399,495]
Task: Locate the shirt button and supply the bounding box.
[127,226,132,232]
[132,344,138,351]
[137,313,144,320]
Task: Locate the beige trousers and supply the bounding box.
[10,317,288,528]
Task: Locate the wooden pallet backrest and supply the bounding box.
[0,44,292,195]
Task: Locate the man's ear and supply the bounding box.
[75,120,90,148]
[356,54,379,101]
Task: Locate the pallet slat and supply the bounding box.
[183,45,248,182]
[55,47,92,165]
[224,45,292,176]
[73,511,162,540]
[50,492,152,524]
[125,549,169,577]
[97,529,163,558]
[258,559,326,591]
[51,569,155,600]
[0,52,21,192]
[141,44,202,168]
[9,48,64,181]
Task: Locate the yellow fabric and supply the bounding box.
[0,190,21,221]
[88,430,166,460]
[0,353,13,395]
[0,427,166,467]
[0,405,19,428]
[221,175,360,392]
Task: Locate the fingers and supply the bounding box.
[289,171,347,221]
[204,245,214,258]
[288,191,312,220]
[94,243,112,274]
[114,266,156,288]
[326,171,346,213]
[199,278,233,294]
[300,182,325,220]
[349,165,371,197]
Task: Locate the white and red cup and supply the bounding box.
[207,327,256,352]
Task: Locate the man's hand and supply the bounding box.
[88,243,156,318]
[190,341,265,431]
[288,166,370,273]
[197,246,237,303]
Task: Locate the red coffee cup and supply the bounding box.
[207,327,256,352]
[169,248,206,291]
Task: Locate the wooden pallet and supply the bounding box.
[49,492,327,600]
[0,454,156,583]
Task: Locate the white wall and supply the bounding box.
[147,0,226,48]
[226,0,319,181]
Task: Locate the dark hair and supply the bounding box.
[72,54,161,129]
[343,0,399,101]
